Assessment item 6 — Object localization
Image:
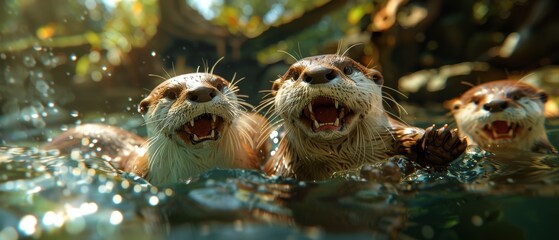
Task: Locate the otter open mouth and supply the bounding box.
[301,96,352,132]
[482,120,519,140]
[176,113,224,144]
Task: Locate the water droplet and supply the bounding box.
[128,97,133,102]
[121,180,130,189]
[18,215,37,236]
[101,66,107,71]
[89,51,101,64]
[34,80,50,96]
[69,54,77,61]
[91,71,102,82]
[110,211,123,225]
[133,185,142,193]
[151,51,156,57]
[23,55,36,68]
[70,110,79,117]
[471,215,483,226]
[148,196,159,206]
[112,194,122,204]
[164,188,174,196]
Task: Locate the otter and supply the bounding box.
[446,80,557,154]
[45,73,270,185]
[261,54,467,180]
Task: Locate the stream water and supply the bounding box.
[1,127,559,239]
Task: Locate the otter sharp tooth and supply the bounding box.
[212,114,217,122]
[193,134,200,141]
[335,100,339,109]
[308,104,313,113]
[314,120,320,129]
[190,120,195,127]
[309,109,317,121]
[334,118,340,127]
[210,130,215,138]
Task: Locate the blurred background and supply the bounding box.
[1,0,559,142]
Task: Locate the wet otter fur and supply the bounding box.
[45,72,270,185]
[446,80,557,154]
[260,54,467,180]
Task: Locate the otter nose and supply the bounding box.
[302,66,338,84]
[483,100,509,112]
[186,86,217,103]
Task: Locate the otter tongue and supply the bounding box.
[315,107,338,123]
[190,118,212,137]
[491,121,509,134]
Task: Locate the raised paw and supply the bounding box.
[420,124,467,166]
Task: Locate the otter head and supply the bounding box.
[446,80,551,152]
[139,73,242,148]
[271,54,385,140]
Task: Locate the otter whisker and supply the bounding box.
[148,74,167,81]
[210,57,225,76]
[340,42,363,57]
[277,50,299,62]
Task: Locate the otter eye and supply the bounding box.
[164,89,178,100]
[343,66,353,75]
[292,71,300,81]
[539,92,548,103]
[471,97,480,105]
[507,90,525,101]
[215,82,227,92]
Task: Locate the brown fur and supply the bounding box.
[446,80,556,154]
[262,54,466,180]
[46,73,270,184]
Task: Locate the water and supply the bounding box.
[1,141,559,239]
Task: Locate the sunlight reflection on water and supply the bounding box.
[1,143,559,239]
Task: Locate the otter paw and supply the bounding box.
[421,124,467,166]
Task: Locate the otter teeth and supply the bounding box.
[313,118,341,128]
[335,100,339,109]
[485,121,516,139]
[192,130,216,142]
[189,120,195,127]
[212,114,217,122]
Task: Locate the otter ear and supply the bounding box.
[271,78,282,96]
[444,99,463,113]
[538,91,548,103]
[138,98,151,115]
